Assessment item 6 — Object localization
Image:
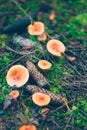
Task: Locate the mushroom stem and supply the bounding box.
[26,85,69,107]
[43,69,47,75]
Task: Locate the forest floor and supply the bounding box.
[0,0,87,130]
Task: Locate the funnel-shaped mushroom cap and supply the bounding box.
[32,92,51,106]
[6,65,29,87]
[46,39,66,56]
[37,33,47,41]
[9,90,19,100]
[38,60,52,70]
[28,22,45,35]
[19,125,36,130]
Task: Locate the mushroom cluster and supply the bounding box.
[28,21,47,41]
[28,20,65,55]
[4,16,68,129]
[27,20,66,108]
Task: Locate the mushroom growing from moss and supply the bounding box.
[19,125,37,130]
[9,90,19,100]
[38,60,52,71]
[6,65,29,87]
[37,33,47,41]
[49,11,56,20]
[28,21,45,36]
[32,92,51,106]
[46,39,66,56]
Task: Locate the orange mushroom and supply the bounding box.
[19,125,37,130]
[28,21,45,36]
[37,33,47,41]
[9,90,19,100]
[32,92,51,106]
[46,39,65,56]
[38,60,52,71]
[49,11,56,20]
[6,65,29,87]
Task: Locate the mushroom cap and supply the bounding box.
[6,65,29,87]
[19,125,36,130]
[32,92,51,106]
[9,90,19,99]
[37,33,47,41]
[46,39,66,56]
[28,22,45,36]
[38,60,52,70]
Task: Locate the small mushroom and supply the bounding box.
[38,60,52,72]
[37,33,47,41]
[32,92,51,106]
[46,39,65,56]
[28,21,45,36]
[19,125,37,130]
[9,90,19,100]
[49,11,56,21]
[6,65,29,87]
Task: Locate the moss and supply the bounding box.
[71,13,87,26]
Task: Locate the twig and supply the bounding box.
[0,46,36,73]
[64,114,72,130]
[48,100,73,116]
[63,53,81,76]
[0,55,26,73]
[11,0,28,16]
[6,46,36,55]
[46,32,53,39]
[6,46,25,55]
[11,0,34,24]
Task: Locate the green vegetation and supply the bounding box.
[0,0,87,129]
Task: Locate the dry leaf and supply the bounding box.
[22,46,33,50]
[70,41,80,45]
[41,108,50,116]
[68,56,76,61]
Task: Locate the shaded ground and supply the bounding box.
[0,0,87,130]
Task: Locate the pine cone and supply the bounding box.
[13,35,34,47]
[13,35,43,50]
[26,61,50,89]
[26,85,64,104]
